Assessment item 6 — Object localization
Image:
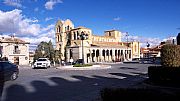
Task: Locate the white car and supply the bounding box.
[33,58,51,69]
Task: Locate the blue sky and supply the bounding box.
[0,0,180,50]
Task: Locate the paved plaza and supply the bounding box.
[0,63,152,101]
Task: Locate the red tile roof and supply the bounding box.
[0,37,30,44]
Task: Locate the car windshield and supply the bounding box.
[37,59,47,61]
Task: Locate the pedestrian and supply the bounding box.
[70,58,73,65]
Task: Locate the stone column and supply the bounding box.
[76,33,78,40]
[112,48,115,62]
[99,48,102,62]
[90,49,92,63]
[123,49,126,61]
[66,48,70,62]
[109,49,111,62]
[72,32,74,40]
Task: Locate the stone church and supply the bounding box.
[55,19,140,64]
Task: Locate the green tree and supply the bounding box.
[48,40,55,63]
[33,41,55,63]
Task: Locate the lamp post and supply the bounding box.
[42,46,45,57]
[126,32,129,60]
[0,44,2,58]
[78,31,88,64]
[147,42,150,60]
[59,42,63,67]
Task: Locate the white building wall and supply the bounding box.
[1,42,29,65]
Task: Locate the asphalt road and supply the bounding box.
[0,63,153,101]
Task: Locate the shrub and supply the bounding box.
[148,66,180,81]
[73,64,92,67]
[100,88,179,101]
[161,44,180,67]
[177,33,180,45]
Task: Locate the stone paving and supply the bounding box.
[0,63,151,101]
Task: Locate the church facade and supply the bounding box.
[55,19,140,64]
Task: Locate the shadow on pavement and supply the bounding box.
[0,82,4,100]
[119,67,138,70]
[0,66,5,100]
[3,71,179,101]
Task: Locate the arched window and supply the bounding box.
[74,32,76,40]
[77,31,79,39]
[58,26,61,33]
[57,35,59,42]
[106,50,108,56]
[110,50,112,56]
[103,50,105,57]
[96,50,99,57]
[67,25,70,31]
[121,50,123,56]
[109,32,111,36]
[60,35,62,42]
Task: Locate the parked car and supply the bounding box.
[33,58,51,69]
[0,61,19,82]
[139,58,153,64]
[72,59,84,65]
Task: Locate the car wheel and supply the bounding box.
[11,72,18,80]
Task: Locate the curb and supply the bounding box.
[56,65,111,70]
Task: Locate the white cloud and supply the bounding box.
[163,36,176,42]
[3,0,22,8]
[21,36,54,45]
[45,0,63,10]
[0,9,41,36]
[34,7,39,12]
[41,24,55,32]
[45,17,53,21]
[113,17,121,21]
[0,9,22,33]
[24,18,38,23]
[121,32,162,47]
[0,9,56,51]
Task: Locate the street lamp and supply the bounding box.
[42,47,45,57]
[78,31,88,64]
[59,42,63,67]
[147,42,150,60]
[126,32,129,60]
